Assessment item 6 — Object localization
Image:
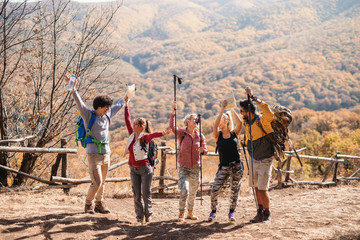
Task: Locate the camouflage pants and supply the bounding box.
[210,162,244,211]
[178,165,200,212]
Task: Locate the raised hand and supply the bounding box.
[65,75,77,92]
[245,87,253,97]
[162,129,172,136]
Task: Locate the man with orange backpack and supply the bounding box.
[239,87,275,223]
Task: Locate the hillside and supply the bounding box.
[90,0,360,125]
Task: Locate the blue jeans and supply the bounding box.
[130,165,153,219]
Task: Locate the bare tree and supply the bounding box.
[0,0,39,186]
[9,0,124,186]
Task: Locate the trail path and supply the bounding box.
[0,182,359,240]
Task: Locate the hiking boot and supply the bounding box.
[136,217,144,225]
[94,201,110,214]
[263,210,271,223]
[208,212,216,222]
[178,211,185,222]
[145,216,151,223]
[186,210,198,220]
[228,212,236,222]
[84,203,95,214]
[250,208,263,223]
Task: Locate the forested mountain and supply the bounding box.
[94,0,360,125]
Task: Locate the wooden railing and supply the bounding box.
[1,138,359,194]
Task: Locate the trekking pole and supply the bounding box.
[247,94,256,204]
[197,113,203,206]
[241,139,258,208]
[174,75,182,169]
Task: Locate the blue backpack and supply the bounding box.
[75,111,110,153]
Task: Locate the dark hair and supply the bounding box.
[239,100,256,114]
[145,120,152,133]
[93,95,113,110]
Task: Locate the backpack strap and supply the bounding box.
[86,111,110,153]
[88,111,97,131]
[255,115,267,135]
[139,136,147,152]
[179,134,186,149]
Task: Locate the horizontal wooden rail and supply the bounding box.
[284,147,307,154]
[336,154,360,160]
[51,175,178,184]
[0,135,37,144]
[283,181,337,186]
[285,154,344,162]
[0,146,77,154]
[337,177,360,181]
[0,164,57,185]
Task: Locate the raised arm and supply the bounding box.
[143,129,172,143]
[213,100,226,141]
[124,97,133,135]
[65,75,91,121]
[231,108,242,136]
[245,87,274,122]
[110,98,125,118]
[169,101,185,137]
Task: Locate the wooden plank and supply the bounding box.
[350,168,360,177]
[151,182,178,192]
[108,159,128,171]
[283,181,337,186]
[0,146,77,154]
[336,154,360,160]
[284,153,344,162]
[0,135,37,144]
[51,175,178,184]
[284,147,307,154]
[0,164,57,185]
[337,177,360,181]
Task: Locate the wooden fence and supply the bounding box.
[1,138,360,194]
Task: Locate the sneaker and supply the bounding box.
[84,204,95,214]
[228,213,236,222]
[262,210,271,223]
[250,209,263,223]
[208,212,216,222]
[94,202,110,214]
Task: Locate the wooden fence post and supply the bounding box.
[159,140,167,194]
[277,159,282,188]
[50,154,62,182]
[61,138,69,194]
[332,152,340,183]
[284,156,292,182]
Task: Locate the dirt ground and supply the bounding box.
[0,182,359,240]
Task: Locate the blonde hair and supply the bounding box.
[222,111,233,131]
[184,113,197,127]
